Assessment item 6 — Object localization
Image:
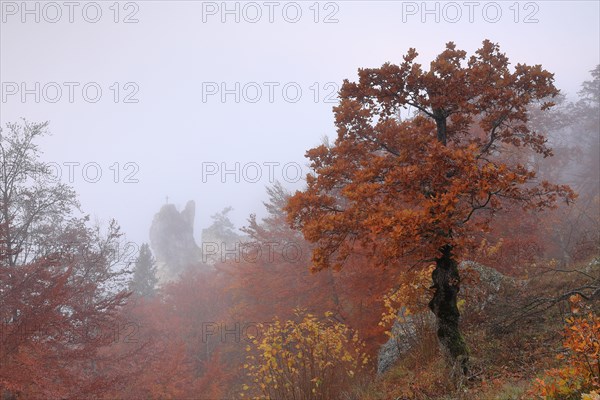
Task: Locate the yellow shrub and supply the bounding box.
[241,309,369,399]
[379,264,434,335]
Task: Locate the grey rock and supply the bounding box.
[376,261,513,375]
[377,307,435,375]
[149,200,202,283]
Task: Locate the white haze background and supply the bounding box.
[1,0,598,247]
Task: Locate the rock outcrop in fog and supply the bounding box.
[149,200,202,282]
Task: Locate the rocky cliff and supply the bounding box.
[149,200,202,283]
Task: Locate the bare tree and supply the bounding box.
[0,120,78,267]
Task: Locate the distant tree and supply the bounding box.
[530,66,600,263]
[202,207,241,244]
[243,181,304,245]
[232,183,402,357]
[105,267,236,399]
[130,243,158,297]
[201,207,244,264]
[573,65,599,199]
[568,66,600,259]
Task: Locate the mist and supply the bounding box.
[1,1,599,399]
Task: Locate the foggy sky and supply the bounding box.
[1,0,598,248]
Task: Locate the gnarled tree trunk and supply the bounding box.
[428,244,469,374]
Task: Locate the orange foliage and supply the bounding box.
[286,39,574,273]
[531,302,600,399]
[0,228,131,398]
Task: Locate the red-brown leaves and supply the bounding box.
[286,39,575,273]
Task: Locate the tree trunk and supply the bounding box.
[435,115,447,145]
[428,244,469,374]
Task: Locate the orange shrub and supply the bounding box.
[531,305,600,399]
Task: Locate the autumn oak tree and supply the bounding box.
[285,40,575,372]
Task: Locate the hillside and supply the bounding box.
[358,258,600,400]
